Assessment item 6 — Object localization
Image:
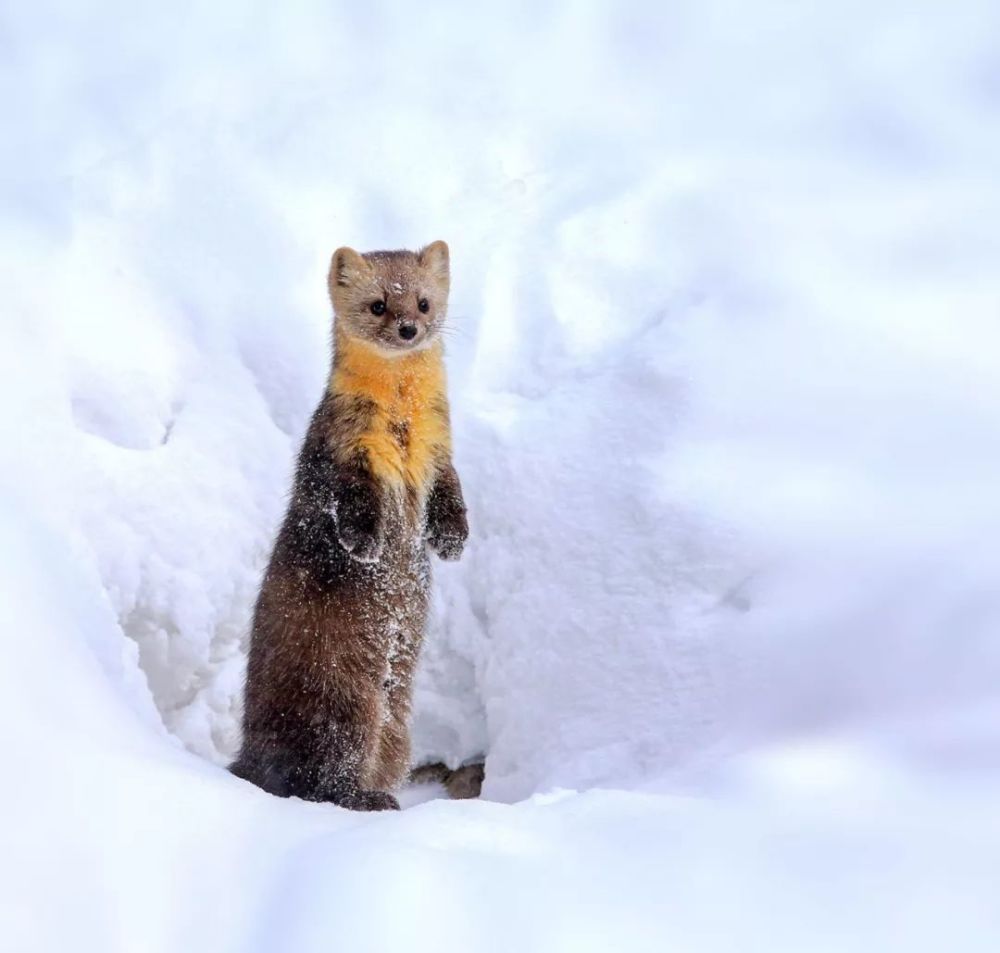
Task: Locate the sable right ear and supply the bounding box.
[418,240,450,283]
[329,247,369,292]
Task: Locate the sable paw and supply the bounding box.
[428,532,465,561]
[427,512,468,561]
[337,523,384,563]
[334,480,384,563]
[345,790,400,812]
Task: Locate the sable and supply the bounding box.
[231,241,468,811]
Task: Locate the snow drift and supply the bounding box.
[3,1,1000,950]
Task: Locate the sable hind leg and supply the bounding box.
[316,716,400,811]
[368,635,419,792]
[230,735,332,801]
[231,710,399,812]
[368,713,411,792]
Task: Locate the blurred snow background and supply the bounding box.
[2,1,1000,950]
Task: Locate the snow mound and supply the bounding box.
[3,1,1000,949]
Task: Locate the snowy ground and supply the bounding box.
[3,1,1000,950]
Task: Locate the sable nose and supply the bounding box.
[398,323,418,341]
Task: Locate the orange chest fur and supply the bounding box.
[331,339,451,494]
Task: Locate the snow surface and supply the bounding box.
[3,1,1000,950]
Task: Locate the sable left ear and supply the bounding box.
[418,240,450,283]
[329,246,370,292]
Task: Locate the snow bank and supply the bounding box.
[3,1,1000,949]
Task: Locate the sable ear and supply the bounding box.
[418,240,450,283]
[329,247,370,293]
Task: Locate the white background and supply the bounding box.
[2,2,1000,950]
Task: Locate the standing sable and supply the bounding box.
[230,241,468,811]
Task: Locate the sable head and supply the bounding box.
[328,241,450,354]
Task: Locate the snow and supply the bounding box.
[3,0,1000,949]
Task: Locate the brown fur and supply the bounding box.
[408,762,485,799]
[230,242,468,811]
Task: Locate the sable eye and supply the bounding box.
[418,298,430,313]
[370,300,386,316]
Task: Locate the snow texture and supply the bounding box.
[2,1,1000,950]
